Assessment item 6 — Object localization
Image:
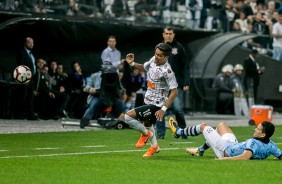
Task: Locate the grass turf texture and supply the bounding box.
[0,126,281,184]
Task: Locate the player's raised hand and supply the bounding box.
[126,53,134,65]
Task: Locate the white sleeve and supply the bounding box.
[272,23,278,35]
[164,67,178,89]
[143,56,155,71]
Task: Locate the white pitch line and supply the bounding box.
[34,148,61,150]
[0,148,181,159]
[81,145,106,148]
[0,150,8,152]
[170,142,193,144]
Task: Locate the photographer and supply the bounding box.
[80,63,125,129]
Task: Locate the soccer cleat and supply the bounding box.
[135,130,152,148]
[143,144,160,158]
[186,148,204,156]
[168,117,181,138]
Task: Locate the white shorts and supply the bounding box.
[203,126,238,158]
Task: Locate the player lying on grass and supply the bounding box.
[168,118,282,160]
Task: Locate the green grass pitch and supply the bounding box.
[0,126,281,184]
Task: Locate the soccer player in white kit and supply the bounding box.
[124,43,178,158]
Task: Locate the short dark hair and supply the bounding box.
[163,26,175,33]
[155,43,172,56]
[71,61,79,71]
[261,121,275,139]
[108,35,116,41]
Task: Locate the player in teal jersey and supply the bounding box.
[169,118,282,160]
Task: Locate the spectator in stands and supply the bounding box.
[250,12,272,49]
[43,64,71,119]
[34,58,46,97]
[16,37,38,120]
[242,0,254,18]
[101,36,122,68]
[34,59,50,119]
[67,61,88,118]
[49,60,58,77]
[56,63,71,93]
[80,63,125,129]
[46,61,70,118]
[34,62,62,120]
[212,64,236,114]
[185,0,203,29]
[112,0,132,18]
[271,10,279,25]
[243,49,265,104]
[66,0,85,16]
[256,2,266,15]
[234,0,244,19]
[205,0,222,31]
[219,0,236,32]
[199,0,211,29]
[134,0,157,23]
[265,1,276,20]
[234,11,248,33]
[156,26,190,139]
[272,13,282,62]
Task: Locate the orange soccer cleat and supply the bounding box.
[143,144,160,158]
[135,130,152,148]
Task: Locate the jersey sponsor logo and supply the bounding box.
[172,48,178,55]
[147,80,156,90]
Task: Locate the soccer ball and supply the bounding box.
[13,65,32,84]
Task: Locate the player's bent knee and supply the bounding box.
[200,123,207,132]
[126,109,136,117]
[217,122,227,128]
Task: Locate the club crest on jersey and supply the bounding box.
[172,48,178,55]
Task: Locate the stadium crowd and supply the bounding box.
[3,0,282,59]
[2,0,282,121]
[0,0,282,31]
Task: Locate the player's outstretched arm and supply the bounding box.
[125,53,146,72]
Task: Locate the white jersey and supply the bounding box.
[143,56,178,107]
[272,22,282,48]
